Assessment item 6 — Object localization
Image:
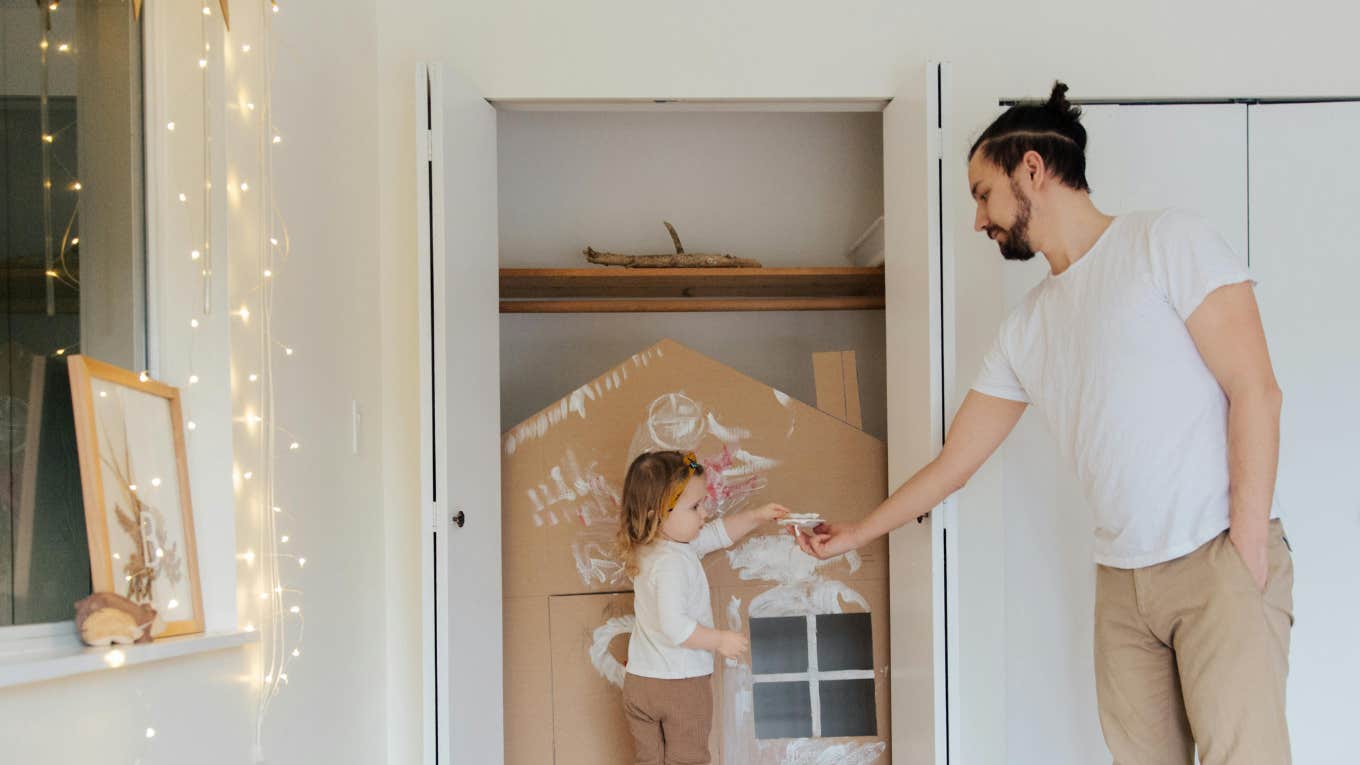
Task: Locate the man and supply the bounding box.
[796,82,1293,764]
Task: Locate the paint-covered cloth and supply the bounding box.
[972,209,1280,569]
[627,519,732,679]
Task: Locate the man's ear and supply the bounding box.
[1020,150,1047,191]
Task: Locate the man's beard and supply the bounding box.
[991,179,1037,261]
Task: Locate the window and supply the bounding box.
[1,0,146,627]
[750,612,878,739]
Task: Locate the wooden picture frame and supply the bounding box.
[67,355,204,638]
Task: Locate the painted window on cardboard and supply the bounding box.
[750,612,877,739]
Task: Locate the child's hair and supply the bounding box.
[616,450,705,578]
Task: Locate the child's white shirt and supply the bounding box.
[627,519,732,679]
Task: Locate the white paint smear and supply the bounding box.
[780,740,886,765]
[706,413,751,444]
[728,535,869,617]
[722,449,780,478]
[773,389,792,407]
[646,393,707,450]
[589,615,635,688]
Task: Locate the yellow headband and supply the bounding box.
[663,452,702,514]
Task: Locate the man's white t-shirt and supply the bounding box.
[972,209,1281,569]
[626,519,732,679]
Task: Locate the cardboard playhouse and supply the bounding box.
[502,339,891,765]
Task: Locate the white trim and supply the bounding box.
[752,670,879,684]
[0,629,257,689]
[490,97,890,113]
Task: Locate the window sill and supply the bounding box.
[0,627,258,689]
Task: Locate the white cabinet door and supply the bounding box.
[417,63,503,765]
[883,61,948,765]
[998,104,1248,764]
[1248,101,1360,764]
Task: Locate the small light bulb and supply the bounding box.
[272,506,282,513]
[99,391,108,398]
[151,478,162,487]
[179,193,188,203]
[289,442,300,451]
[272,3,279,13]
[55,349,66,356]
[298,557,307,567]
[290,606,300,614]
[57,43,70,53]
[189,374,200,384]
[191,249,201,260]
[156,548,164,558]
[244,623,256,632]
[202,6,211,15]
[249,373,258,382]
[238,306,251,321]
[71,181,82,191]
[49,2,59,11]
[129,484,138,492]
[113,553,122,560]
[292,649,300,657]
[146,728,156,740]
[40,40,49,51]
[273,135,282,144]
[247,102,256,111]
[187,421,197,431]
[239,182,249,192]
[199,58,208,69]
[280,535,290,543]
[70,237,78,245]
[263,269,273,278]
[190,318,200,328]
[167,599,179,609]
[285,347,294,356]
[243,471,254,480]
[242,44,252,53]
[45,270,59,278]
[104,650,126,668]
[42,134,54,143]
[167,121,176,131]
[139,371,150,382]
[270,237,279,246]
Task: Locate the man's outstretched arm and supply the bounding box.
[796,390,1027,559]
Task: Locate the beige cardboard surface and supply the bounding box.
[504,595,555,765]
[549,593,639,765]
[502,339,887,599]
[502,339,892,764]
[812,350,863,430]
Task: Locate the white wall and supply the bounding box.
[3,1,392,763]
[375,3,1360,764]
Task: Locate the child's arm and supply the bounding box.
[720,503,788,545]
[681,624,749,659]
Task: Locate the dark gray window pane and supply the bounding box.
[816,612,874,671]
[818,679,877,737]
[753,681,812,739]
[750,615,808,674]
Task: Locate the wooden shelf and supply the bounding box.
[499,267,885,313]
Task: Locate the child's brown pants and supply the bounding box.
[622,673,713,765]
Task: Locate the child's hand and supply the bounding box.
[715,630,750,659]
[753,503,789,523]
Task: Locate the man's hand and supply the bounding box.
[715,630,750,659]
[1230,529,1269,592]
[793,522,864,560]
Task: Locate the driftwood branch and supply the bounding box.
[664,221,685,254]
[584,222,762,268]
